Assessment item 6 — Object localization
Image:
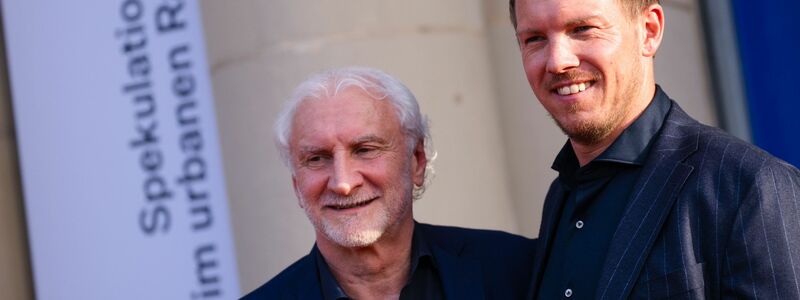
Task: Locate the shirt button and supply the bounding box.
[575,220,584,229]
[564,288,573,298]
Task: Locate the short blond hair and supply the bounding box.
[509,0,660,29]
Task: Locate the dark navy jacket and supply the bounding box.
[242,222,537,299]
[530,90,800,299]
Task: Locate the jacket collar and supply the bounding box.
[310,222,488,299]
[530,151,695,300]
[416,222,487,300]
[594,95,700,299]
[529,87,691,299]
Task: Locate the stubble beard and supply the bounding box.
[554,102,625,146]
[302,177,414,248]
[552,63,643,146]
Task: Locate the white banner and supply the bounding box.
[2,1,240,299]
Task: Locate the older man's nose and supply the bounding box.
[328,156,363,195]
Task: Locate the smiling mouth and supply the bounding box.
[327,198,377,210]
[554,81,594,96]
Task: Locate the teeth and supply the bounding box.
[557,82,589,96]
[332,199,373,210]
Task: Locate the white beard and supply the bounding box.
[319,208,389,247]
[299,158,417,248]
[301,184,413,248]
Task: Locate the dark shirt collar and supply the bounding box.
[552,85,672,174]
[315,246,348,300]
[314,222,437,300]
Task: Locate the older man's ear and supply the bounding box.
[411,139,427,188]
[291,176,304,209]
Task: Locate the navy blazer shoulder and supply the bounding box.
[531,93,800,299]
[656,100,796,184]
[242,222,537,299]
[242,248,321,300]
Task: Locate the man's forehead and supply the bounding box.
[515,0,619,27]
[288,94,402,151]
[294,88,386,117]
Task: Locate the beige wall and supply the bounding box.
[655,0,717,126]
[0,1,716,298]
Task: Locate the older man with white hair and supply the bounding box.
[242,67,536,300]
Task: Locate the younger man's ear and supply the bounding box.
[641,3,665,57]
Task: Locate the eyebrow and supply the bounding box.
[516,14,605,36]
[352,134,389,146]
[295,134,389,154]
[297,145,326,155]
[564,15,603,28]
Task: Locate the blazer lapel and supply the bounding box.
[595,103,699,300]
[527,183,569,299]
[431,243,486,300]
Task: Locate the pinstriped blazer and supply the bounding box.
[529,94,800,299]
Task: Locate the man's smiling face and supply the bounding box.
[288,87,425,248]
[515,0,647,145]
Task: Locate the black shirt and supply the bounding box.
[537,88,672,299]
[316,224,445,300]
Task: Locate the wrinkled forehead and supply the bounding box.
[289,89,403,145]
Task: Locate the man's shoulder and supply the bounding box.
[662,101,798,176]
[240,252,318,300]
[659,100,800,196]
[417,222,536,256]
[416,222,536,297]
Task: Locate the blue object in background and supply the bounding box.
[731,0,800,167]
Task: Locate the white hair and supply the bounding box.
[274,66,435,199]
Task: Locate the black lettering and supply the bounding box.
[195,244,219,285]
[190,205,212,231]
[130,119,158,148]
[173,74,195,98]
[156,1,186,33]
[168,44,191,70]
[123,80,150,93]
[180,130,203,153]
[144,176,172,201]
[120,0,143,21]
[139,205,170,234]
[187,186,208,201]
[132,93,155,118]
[191,288,221,299]
[116,24,147,53]
[176,100,198,126]
[128,54,150,78]
[178,156,205,184]
[140,148,163,172]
